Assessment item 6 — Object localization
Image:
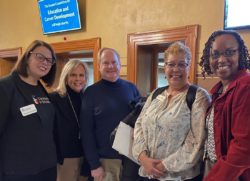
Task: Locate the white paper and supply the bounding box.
[112,122,138,164]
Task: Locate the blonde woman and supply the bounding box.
[49,59,91,181]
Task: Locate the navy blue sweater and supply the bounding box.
[80,79,140,169]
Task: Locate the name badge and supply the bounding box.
[20,104,37,117]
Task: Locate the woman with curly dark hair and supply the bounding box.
[200,30,250,181]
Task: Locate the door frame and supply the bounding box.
[0,47,22,77]
[0,47,22,59]
[51,37,101,82]
[127,25,199,85]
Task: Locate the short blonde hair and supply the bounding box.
[164,42,191,64]
[56,59,89,96]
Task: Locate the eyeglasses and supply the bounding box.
[210,49,238,60]
[30,52,55,65]
[164,62,189,70]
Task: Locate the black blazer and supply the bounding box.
[49,92,83,163]
[0,71,57,176]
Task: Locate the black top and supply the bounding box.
[67,86,82,119]
[80,79,140,169]
[0,71,57,176]
[49,87,83,160]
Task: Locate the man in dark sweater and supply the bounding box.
[80,48,141,181]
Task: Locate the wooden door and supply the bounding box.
[0,47,22,78]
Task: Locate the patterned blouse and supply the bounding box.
[132,87,211,180]
[205,106,217,162]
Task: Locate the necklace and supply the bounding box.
[222,85,228,94]
[67,93,80,138]
[166,83,189,96]
[217,84,229,96]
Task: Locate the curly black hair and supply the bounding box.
[199,30,250,78]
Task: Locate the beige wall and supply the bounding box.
[0,0,250,78]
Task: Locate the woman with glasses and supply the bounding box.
[49,59,92,181]
[0,40,57,181]
[200,30,250,181]
[132,42,210,181]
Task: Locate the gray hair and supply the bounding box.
[164,41,192,64]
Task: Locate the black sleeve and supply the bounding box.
[0,78,12,138]
[0,77,13,178]
[48,92,64,165]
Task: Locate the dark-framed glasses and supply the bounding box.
[30,52,55,65]
[164,62,189,70]
[210,49,238,60]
